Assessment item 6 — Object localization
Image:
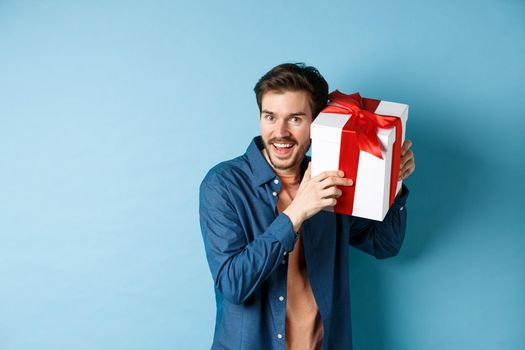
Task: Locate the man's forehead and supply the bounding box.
[261,90,311,112]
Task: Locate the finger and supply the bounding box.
[320,198,337,208]
[304,162,312,181]
[400,150,414,168]
[319,176,353,189]
[399,158,415,176]
[400,161,415,180]
[400,169,411,180]
[321,186,343,199]
[401,140,413,156]
[313,169,345,182]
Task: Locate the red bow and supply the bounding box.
[321,90,403,212]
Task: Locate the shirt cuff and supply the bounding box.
[267,213,298,252]
[391,184,410,210]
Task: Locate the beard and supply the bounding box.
[263,136,310,172]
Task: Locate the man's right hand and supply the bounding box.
[283,162,353,232]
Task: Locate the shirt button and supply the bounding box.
[400,206,404,211]
[283,251,287,256]
[274,179,279,184]
[277,333,283,339]
[272,191,277,197]
[281,259,286,265]
[279,296,284,301]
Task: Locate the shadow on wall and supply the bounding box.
[348,102,489,349]
[398,112,489,261]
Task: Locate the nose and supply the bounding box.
[275,119,291,138]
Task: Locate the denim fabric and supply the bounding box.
[199,136,408,350]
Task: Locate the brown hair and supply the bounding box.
[254,63,329,119]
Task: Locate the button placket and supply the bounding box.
[271,177,281,201]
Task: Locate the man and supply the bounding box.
[199,63,415,349]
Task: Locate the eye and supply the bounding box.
[264,114,274,121]
[290,116,301,123]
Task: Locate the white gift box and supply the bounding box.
[311,93,409,221]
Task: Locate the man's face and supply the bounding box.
[259,90,313,174]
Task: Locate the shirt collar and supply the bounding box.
[245,136,310,187]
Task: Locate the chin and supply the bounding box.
[270,155,301,171]
[273,162,295,171]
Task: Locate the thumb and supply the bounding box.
[303,162,312,181]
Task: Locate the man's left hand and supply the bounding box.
[399,140,415,180]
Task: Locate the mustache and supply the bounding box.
[267,137,297,144]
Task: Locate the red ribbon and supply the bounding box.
[321,90,403,215]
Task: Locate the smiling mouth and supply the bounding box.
[271,142,295,156]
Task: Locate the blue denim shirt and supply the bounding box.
[199,136,408,350]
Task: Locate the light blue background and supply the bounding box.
[1,1,524,349]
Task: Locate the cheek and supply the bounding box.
[259,123,270,137]
[295,127,311,143]
[260,126,277,145]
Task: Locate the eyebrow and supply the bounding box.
[261,110,307,117]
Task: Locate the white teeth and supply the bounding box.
[274,143,293,148]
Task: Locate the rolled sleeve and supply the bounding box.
[268,213,298,252]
